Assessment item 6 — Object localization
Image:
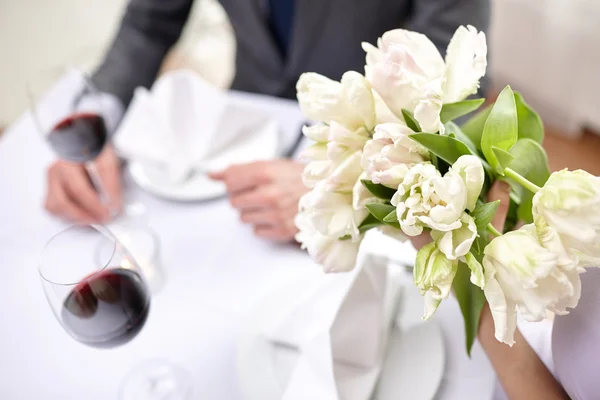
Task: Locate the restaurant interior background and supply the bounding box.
[1,0,599,173]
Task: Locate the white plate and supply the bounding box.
[236,272,446,400]
[127,161,227,201]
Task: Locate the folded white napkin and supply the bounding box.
[113,70,279,182]
[262,253,403,400]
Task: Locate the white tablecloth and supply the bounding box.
[0,74,495,399]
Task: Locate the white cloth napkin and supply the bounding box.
[113,70,279,182]
[262,253,403,400]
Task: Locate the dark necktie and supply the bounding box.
[268,0,295,58]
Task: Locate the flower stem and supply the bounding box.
[504,167,541,193]
[486,224,502,238]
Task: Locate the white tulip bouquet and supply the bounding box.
[294,25,600,354]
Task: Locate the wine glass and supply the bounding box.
[38,224,191,399]
[28,69,115,208]
[28,68,162,291]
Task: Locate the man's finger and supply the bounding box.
[230,185,279,210]
[213,162,272,194]
[208,170,225,180]
[254,225,295,242]
[64,170,110,221]
[240,208,283,225]
[96,150,122,211]
[489,180,511,231]
[47,177,96,223]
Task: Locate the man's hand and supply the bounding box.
[44,145,122,223]
[210,159,308,242]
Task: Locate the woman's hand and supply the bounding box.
[476,180,569,399]
[488,180,512,232]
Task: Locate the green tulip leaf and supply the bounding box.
[402,109,421,132]
[409,132,473,165]
[453,261,486,357]
[440,98,485,124]
[361,180,397,200]
[365,203,396,222]
[460,104,492,150]
[471,200,500,233]
[492,146,516,173]
[445,121,479,155]
[383,210,398,223]
[481,86,518,173]
[506,139,550,222]
[515,92,544,143]
[358,214,382,234]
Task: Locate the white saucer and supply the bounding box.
[236,272,446,400]
[123,89,281,202]
[127,161,227,202]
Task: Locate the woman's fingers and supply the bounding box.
[489,180,512,231]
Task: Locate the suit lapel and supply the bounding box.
[246,0,285,72]
[285,0,333,75]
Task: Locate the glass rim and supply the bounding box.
[37,223,117,286]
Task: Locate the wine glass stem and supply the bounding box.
[85,161,118,217]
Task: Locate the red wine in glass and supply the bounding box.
[47,112,108,163]
[61,267,150,348]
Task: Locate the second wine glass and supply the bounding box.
[38,224,191,399]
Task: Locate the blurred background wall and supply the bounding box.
[0,0,234,129]
[490,0,600,137]
[1,0,599,140]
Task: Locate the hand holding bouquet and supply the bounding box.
[295,25,600,354]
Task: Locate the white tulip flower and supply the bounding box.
[327,122,371,163]
[363,25,487,134]
[295,213,361,273]
[483,224,582,346]
[414,242,458,319]
[299,142,328,163]
[533,169,600,266]
[302,124,330,143]
[417,169,469,231]
[302,160,332,189]
[298,183,369,241]
[361,123,429,188]
[301,122,370,191]
[297,71,376,131]
[391,156,484,236]
[431,213,477,260]
[373,90,403,125]
[324,151,364,192]
[391,162,442,236]
[451,155,485,212]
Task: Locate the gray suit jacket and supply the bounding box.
[93,0,490,106]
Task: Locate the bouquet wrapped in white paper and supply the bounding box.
[295,25,599,353]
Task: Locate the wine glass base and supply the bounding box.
[119,359,193,400]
